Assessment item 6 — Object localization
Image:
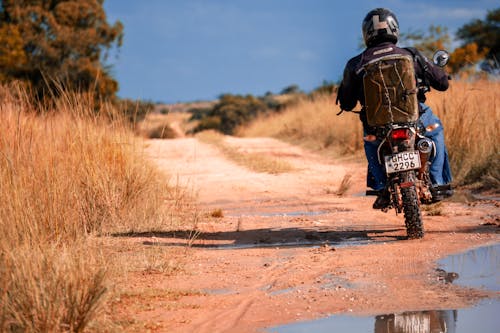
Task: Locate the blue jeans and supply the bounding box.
[365,103,452,190]
[419,104,453,185]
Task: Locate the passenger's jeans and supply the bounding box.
[365,103,452,191]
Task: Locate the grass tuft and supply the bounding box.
[336,174,353,196]
[210,208,224,218]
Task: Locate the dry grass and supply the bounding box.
[426,80,499,189]
[336,174,353,196]
[210,208,224,218]
[1,242,106,332]
[238,94,363,157]
[422,202,445,216]
[136,111,192,139]
[239,80,499,190]
[197,130,295,174]
[0,84,190,332]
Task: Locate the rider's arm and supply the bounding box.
[337,57,362,111]
[425,60,449,91]
[414,48,449,92]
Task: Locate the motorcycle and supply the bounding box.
[372,50,451,239]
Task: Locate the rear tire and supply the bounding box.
[401,185,424,239]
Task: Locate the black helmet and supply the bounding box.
[362,8,399,47]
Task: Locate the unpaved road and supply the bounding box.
[115,136,499,332]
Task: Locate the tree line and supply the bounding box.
[0,2,498,107]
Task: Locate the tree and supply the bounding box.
[280,84,301,95]
[0,0,123,100]
[0,25,27,81]
[456,8,500,64]
[448,42,488,74]
[400,24,490,74]
[400,25,451,59]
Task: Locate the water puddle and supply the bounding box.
[268,287,296,296]
[210,237,373,250]
[228,211,328,217]
[201,288,235,295]
[269,301,499,333]
[268,243,500,333]
[437,243,500,292]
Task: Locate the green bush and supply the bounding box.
[189,94,285,135]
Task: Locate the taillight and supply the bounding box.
[391,128,410,140]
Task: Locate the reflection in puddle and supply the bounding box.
[375,310,457,333]
[271,302,499,333]
[438,243,500,292]
[270,243,500,333]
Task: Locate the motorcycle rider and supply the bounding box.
[337,7,453,209]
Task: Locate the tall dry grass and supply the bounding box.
[239,80,499,190]
[0,84,179,332]
[426,80,499,189]
[238,94,364,157]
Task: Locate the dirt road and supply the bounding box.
[116,136,499,332]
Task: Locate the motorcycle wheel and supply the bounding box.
[401,184,424,239]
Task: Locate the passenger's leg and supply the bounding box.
[419,103,452,185]
[419,103,453,201]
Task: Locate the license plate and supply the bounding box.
[384,151,421,174]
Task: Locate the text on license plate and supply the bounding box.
[384,151,421,173]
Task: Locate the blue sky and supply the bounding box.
[103,0,497,103]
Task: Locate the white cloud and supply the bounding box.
[297,50,318,62]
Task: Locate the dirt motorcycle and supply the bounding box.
[338,50,451,239]
[367,50,451,239]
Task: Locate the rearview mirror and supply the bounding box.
[433,50,450,67]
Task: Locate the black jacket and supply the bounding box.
[337,42,449,130]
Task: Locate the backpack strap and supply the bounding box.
[404,47,430,89]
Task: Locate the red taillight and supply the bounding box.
[391,128,410,140]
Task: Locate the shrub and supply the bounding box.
[146,123,177,139]
[190,93,290,135]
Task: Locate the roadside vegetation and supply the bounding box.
[0,84,189,331]
[188,91,304,135]
[238,80,499,191]
[427,80,499,190]
[237,93,363,157]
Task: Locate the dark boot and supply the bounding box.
[431,184,454,202]
[373,189,391,209]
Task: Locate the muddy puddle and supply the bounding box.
[228,211,328,217]
[210,238,373,250]
[268,243,500,333]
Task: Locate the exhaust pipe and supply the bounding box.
[417,138,434,175]
[417,138,433,154]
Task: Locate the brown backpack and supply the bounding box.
[362,54,419,127]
